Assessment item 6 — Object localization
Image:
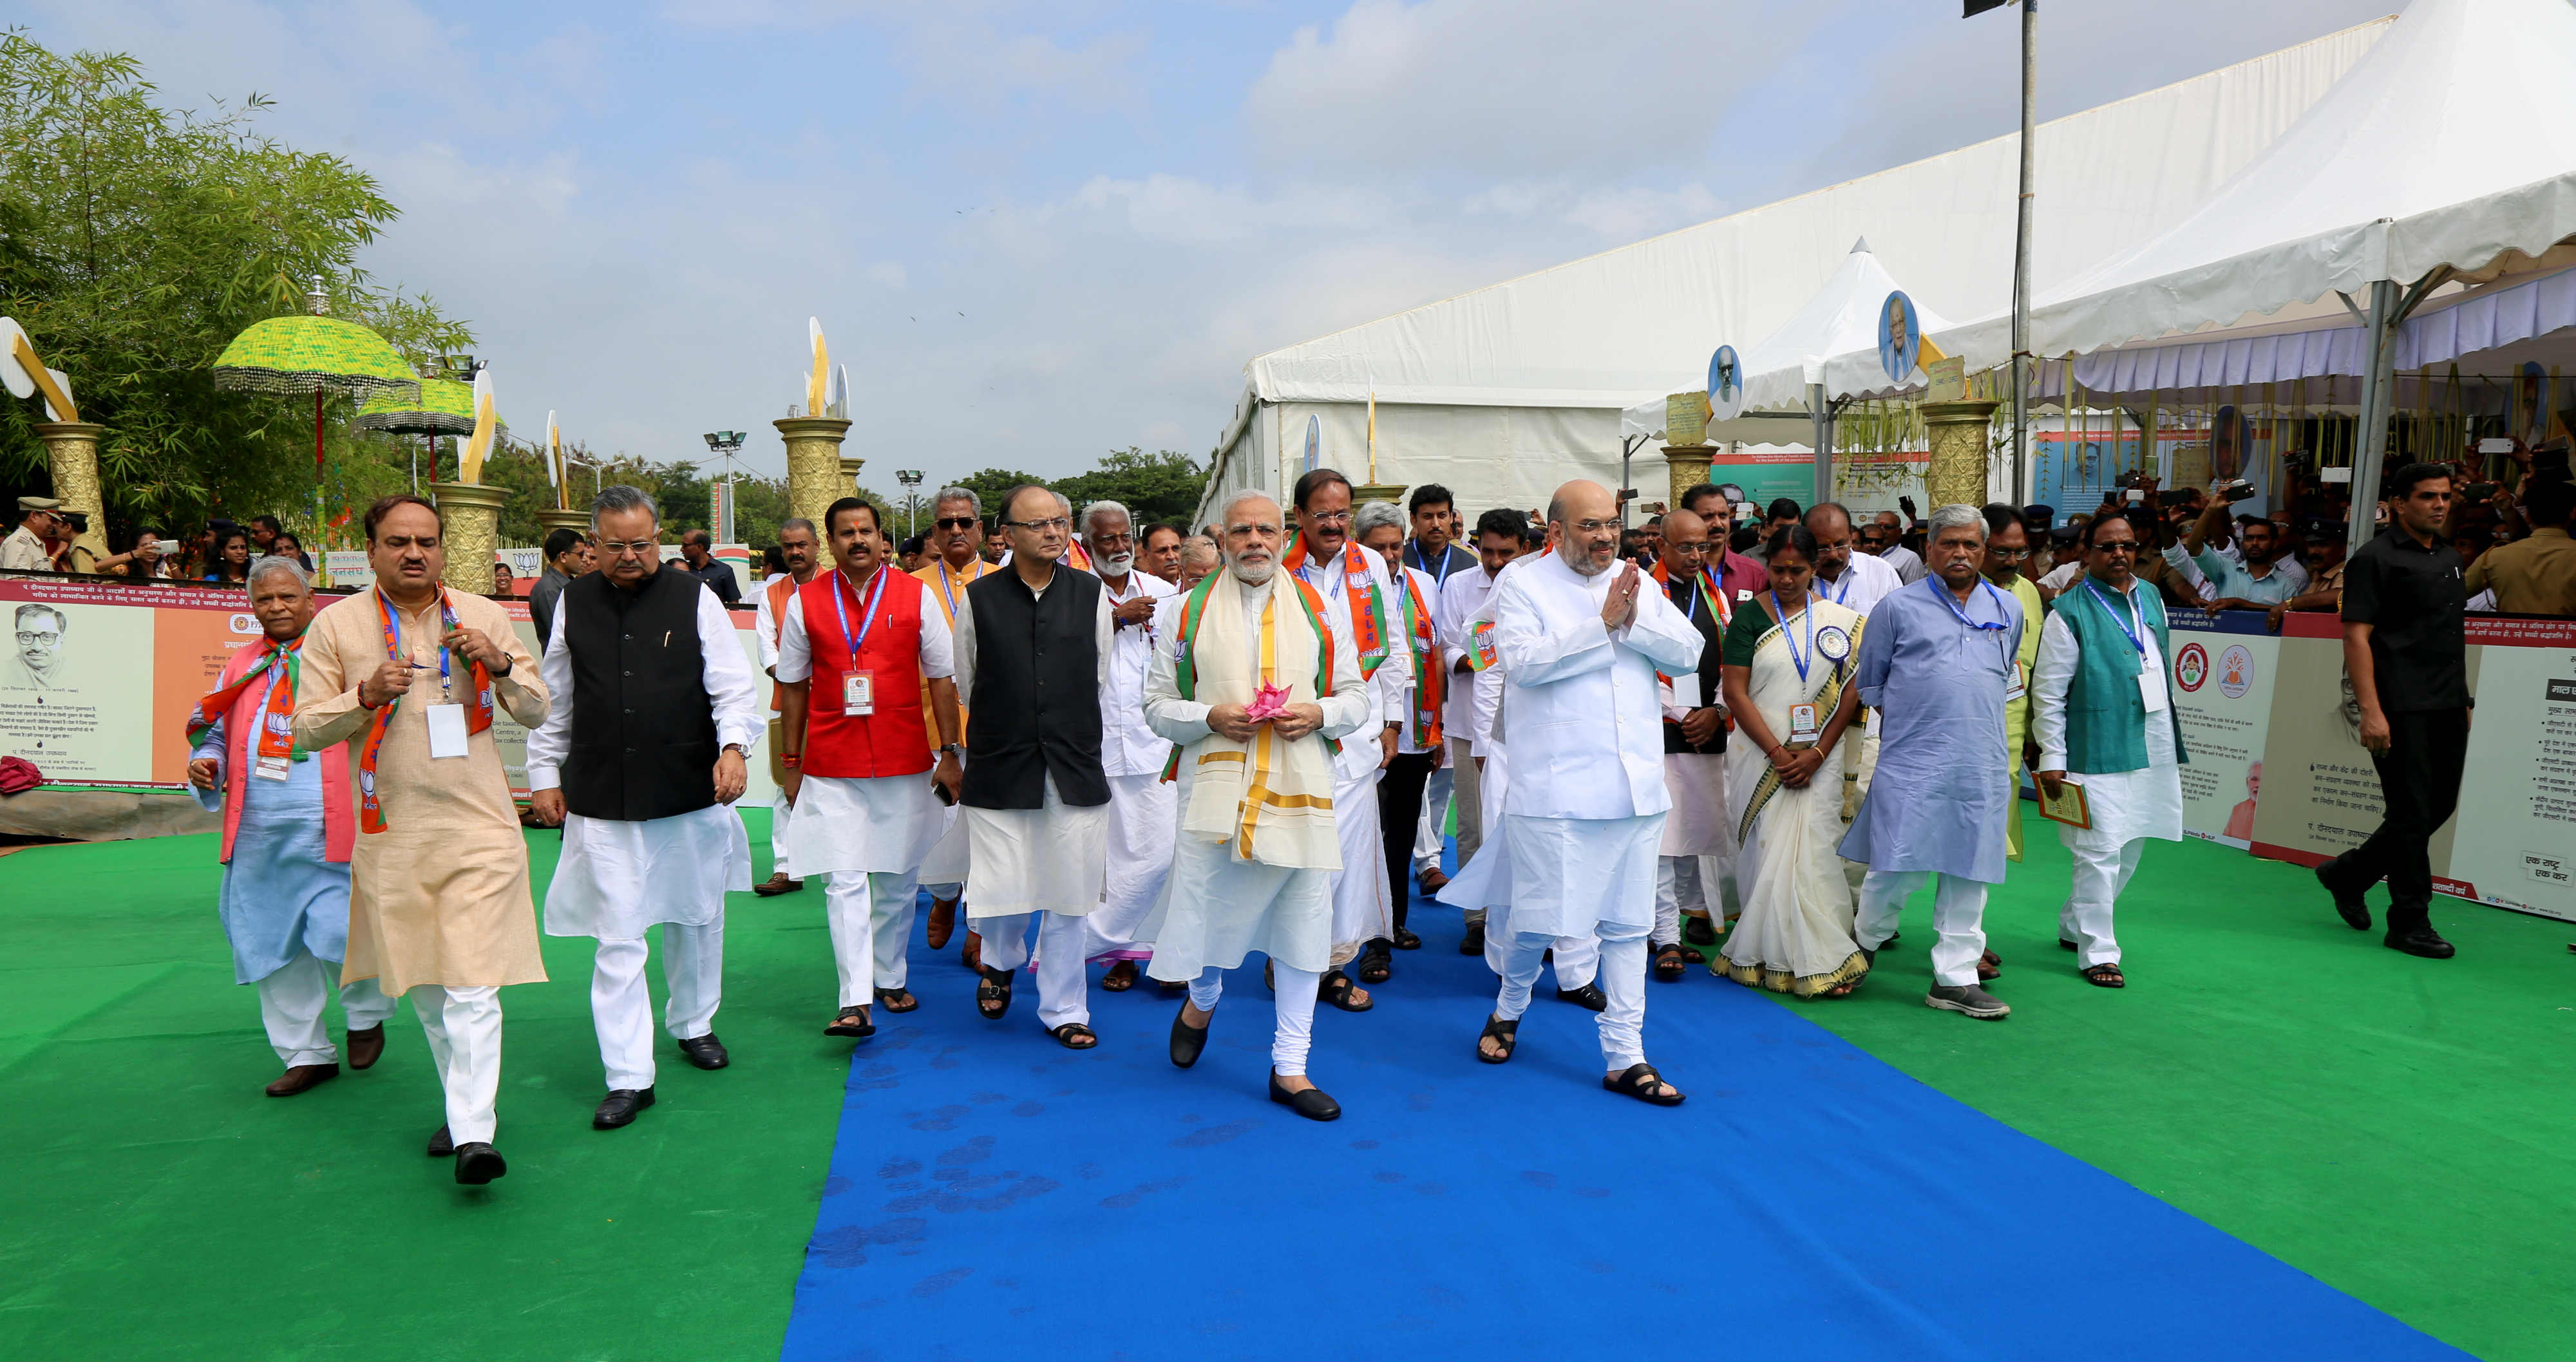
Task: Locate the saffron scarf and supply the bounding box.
[1281,531,1390,677]
[358,588,493,833]
[1395,569,1443,746]
[1162,570,1338,780]
[1649,558,1732,626]
[186,634,305,764]
[1165,571,1341,868]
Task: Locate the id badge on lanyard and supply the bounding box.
[2004,661,2027,702]
[254,754,293,782]
[1787,703,1821,746]
[2139,663,2170,714]
[844,671,876,716]
[425,703,469,759]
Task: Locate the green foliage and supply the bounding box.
[1054,447,1204,527]
[0,30,469,538]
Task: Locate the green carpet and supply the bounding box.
[0,823,836,1362]
[1785,830,2576,1362]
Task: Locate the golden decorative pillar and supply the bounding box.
[428,482,512,595]
[837,455,865,498]
[1920,401,2000,511]
[533,507,591,540]
[33,421,109,563]
[1662,444,1714,511]
[1351,482,1406,505]
[776,417,854,531]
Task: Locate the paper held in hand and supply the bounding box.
[2036,777,2092,831]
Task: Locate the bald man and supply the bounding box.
[1647,508,1737,979]
[1475,481,1701,1105]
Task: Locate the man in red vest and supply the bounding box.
[776,498,966,1037]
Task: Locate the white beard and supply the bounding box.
[1231,560,1276,584]
[1099,552,1135,574]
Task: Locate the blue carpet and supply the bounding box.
[782,891,2461,1362]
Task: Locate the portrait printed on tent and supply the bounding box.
[1878,291,1920,384]
[1708,344,1746,422]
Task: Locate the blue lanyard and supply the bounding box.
[379,589,460,693]
[1820,567,1855,605]
[2082,577,2148,656]
[1411,542,1454,592]
[1926,577,2011,664]
[1770,591,1815,683]
[935,558,983,621]
[831,567,890,672]
[1676,578,1699,623]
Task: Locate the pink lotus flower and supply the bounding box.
[1245,681,1293,721]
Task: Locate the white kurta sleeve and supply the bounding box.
[775,591,815,685]
[753,585,782,673]
[1096,585,1115,688]
[697,585,763,755]
[1316,612,1372,740]
[1493,569,1613,685]
[917,594,956,680]
[1142,616,1208,744]
[1618,582,1705,676]
[2031,610,2079,773]
[524,599,576,792]
[951,591,978,710]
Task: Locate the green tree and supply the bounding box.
[0,32,468,540]
[1054,447,1204,527]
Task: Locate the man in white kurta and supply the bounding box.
[1283,471,1411,1010]
[751,516,822,897]
[913,489,992,959]
[775,500,966,1034]
[1077,502,1178,987]
[1480,483,1703,1104]
[1649,509,1738,976]
[1434,511,1525,952]
[2031,516,2185,987]
[952,487,1115,1048]
[1140,490,1370,1121]
[529,491,761,1129]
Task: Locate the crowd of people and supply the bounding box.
[4,502,319,581]
[149,444,2525,1187]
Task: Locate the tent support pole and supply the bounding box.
[2344,269,2444,558]
[2009,0,2036,511]
[1810,382,1834,507]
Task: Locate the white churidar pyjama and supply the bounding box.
[2061,839,2143,968]
[1855,870,1991,988]
[770,789,796,879]
[409,983,502,1144]
[1493,928,1648,1070]
[824,870,922,1007]
[1326,761,1390,963]
[1188,963,1321,1076]
[1414,764,1452,875]
[591,920,723,1091]
[978,910,1090,1030]
[254,949,395,1067]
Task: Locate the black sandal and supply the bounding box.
[976,966,1014,1020]
[1355,943,1393,985]
[1393,926,1421,950]
[1317,969,1374,1013]
[1603,1061,1685,1106]
[1653,943,1687,981]
[1101,960,1139,992]
[1048,1022,1099,1050]
[873,987,918,1014]
[2082,963,2126,988]
[1680,946,1706,964]
[825,1005,875,1038]
[1476,1014,1519,1064]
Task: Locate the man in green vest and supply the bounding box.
[2030,513,2186,988]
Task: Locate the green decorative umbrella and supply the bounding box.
[354,377,495,491]
[209,278,421,574]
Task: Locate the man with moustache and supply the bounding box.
[1141,522,1186,585]
[1402,484,1474,898]
[1076,499,1177,990]
[1645,507,1735,979]
[1434,507,1528,952]
[753,516,824,896]
[1983,504,2045,863]
[913,487,993,955]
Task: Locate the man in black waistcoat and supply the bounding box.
[952,484,1117,1050]
[527,486,764,1129]
[1650,507,1736,981]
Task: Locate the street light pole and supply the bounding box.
[896,469,924,538]
[701,430,746,544]
[1966,0,2037,505]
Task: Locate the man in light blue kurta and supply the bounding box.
[1839,506,2025,1019]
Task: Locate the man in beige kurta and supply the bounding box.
[294,495,547,1186]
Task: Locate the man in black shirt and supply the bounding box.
[676,528,743,607]
[2319,463,2470,959]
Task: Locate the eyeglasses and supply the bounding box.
[1564,519,1618,534]
[1004,516,1072,533]
[16,631,63,645]
[935,517,980,531]
[597,540,659,557]
[2092,542,2139,554]
[1304,511,1353,526]
[1988,547,2031,562]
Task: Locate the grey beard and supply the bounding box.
[1100,552,1135,574]
[1232,559,1276,584]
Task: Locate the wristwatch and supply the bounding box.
[938,742,965,757]
[723,742,749,757]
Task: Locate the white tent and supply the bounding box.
[1197,16,2394,524]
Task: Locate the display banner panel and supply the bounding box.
[2167,607,2278,847]
[2443,616,2576,922]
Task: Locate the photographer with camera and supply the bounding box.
[2168,497,2300,611]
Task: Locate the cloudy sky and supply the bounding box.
[30,0,2398,485]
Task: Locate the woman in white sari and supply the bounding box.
[1716,525,1870,998]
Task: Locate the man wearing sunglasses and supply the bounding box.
[1982,504,2045,862]
[911,489,992,957]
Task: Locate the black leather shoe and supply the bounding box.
[1170,1006,1211,1069]
[676,1034,730,1070]
[1683,915,1718,947]
[2385,927,2456,959]
[1457,922,1485,955]
[2316,856,2372,931]
[1556,982,1608,1012]
[592,1087,656,1130]
[453,1142,506,1185]
[1268,1071,1341,1122]
[426,1124,453,1158]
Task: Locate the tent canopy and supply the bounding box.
[1881,0,2576,399]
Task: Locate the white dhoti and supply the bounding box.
[1414,763,1453,875]
[410,983,502,1144]
[1657,752,1736,944]
[918,814,971,901]
[768,789,796,879]
[543,804,752,1090]
[2056,759,2183,969]
[791,770,954,1010]
[965,774,1109,1029]
[1437,742,1594,983]
[1084,772,1176,962]
[1326,761,1390,966]
[1495,812,1663,1068]
[256,949,395,1067]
